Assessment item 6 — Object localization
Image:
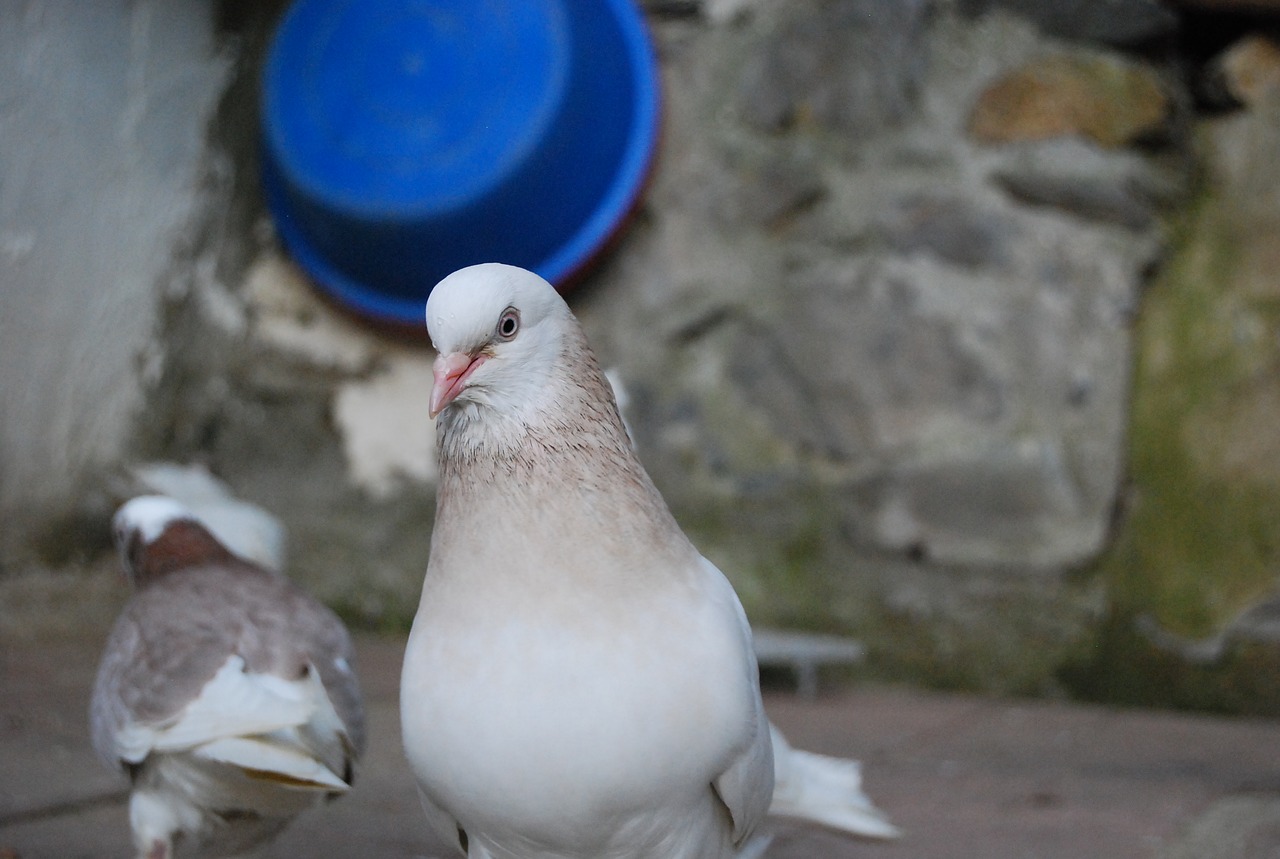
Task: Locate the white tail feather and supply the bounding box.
[768,724,900,840]
[196,736,349,791]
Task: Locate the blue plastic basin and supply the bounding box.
[261,0,660,326]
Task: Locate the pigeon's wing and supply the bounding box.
[117,653,331,762]
[229,569,366,752]
[281,586,367,758]
[230,575,365,784]
[713,708,774,847]
[700,556,775,847]
[89,586,249,770]
[91,565,362,788]
[89,614,146,771]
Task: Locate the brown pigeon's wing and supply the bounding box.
[306,601,366,757]
[89,613,146,771]
[89,567,267,768]
[234,574,366,758]
[91,563,364,775]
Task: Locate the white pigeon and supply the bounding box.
[90,495,366,859]
[401,263,894,859]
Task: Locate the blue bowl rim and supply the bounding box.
[261,0,662,328]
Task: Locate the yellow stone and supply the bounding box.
[969,54,1169,148]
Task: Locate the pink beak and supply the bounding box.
[430,351,486,418]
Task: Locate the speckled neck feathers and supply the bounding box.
[431,320,694,589]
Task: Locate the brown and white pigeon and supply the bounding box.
[90,495,365,859]
[401,263,892,859]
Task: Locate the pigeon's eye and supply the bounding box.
[496,307,520,341]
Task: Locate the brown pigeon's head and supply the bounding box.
[112,495,236,587]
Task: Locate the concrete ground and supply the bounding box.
[4,629,1280,859]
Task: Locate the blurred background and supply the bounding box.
[3,0,1280,719]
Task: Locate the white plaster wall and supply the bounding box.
[0,1,231,530]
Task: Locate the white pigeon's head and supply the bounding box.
[425,263,576,420]
[112,495,232,586]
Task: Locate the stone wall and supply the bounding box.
[1062,30,1280,713]
[569,0,1178,691]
